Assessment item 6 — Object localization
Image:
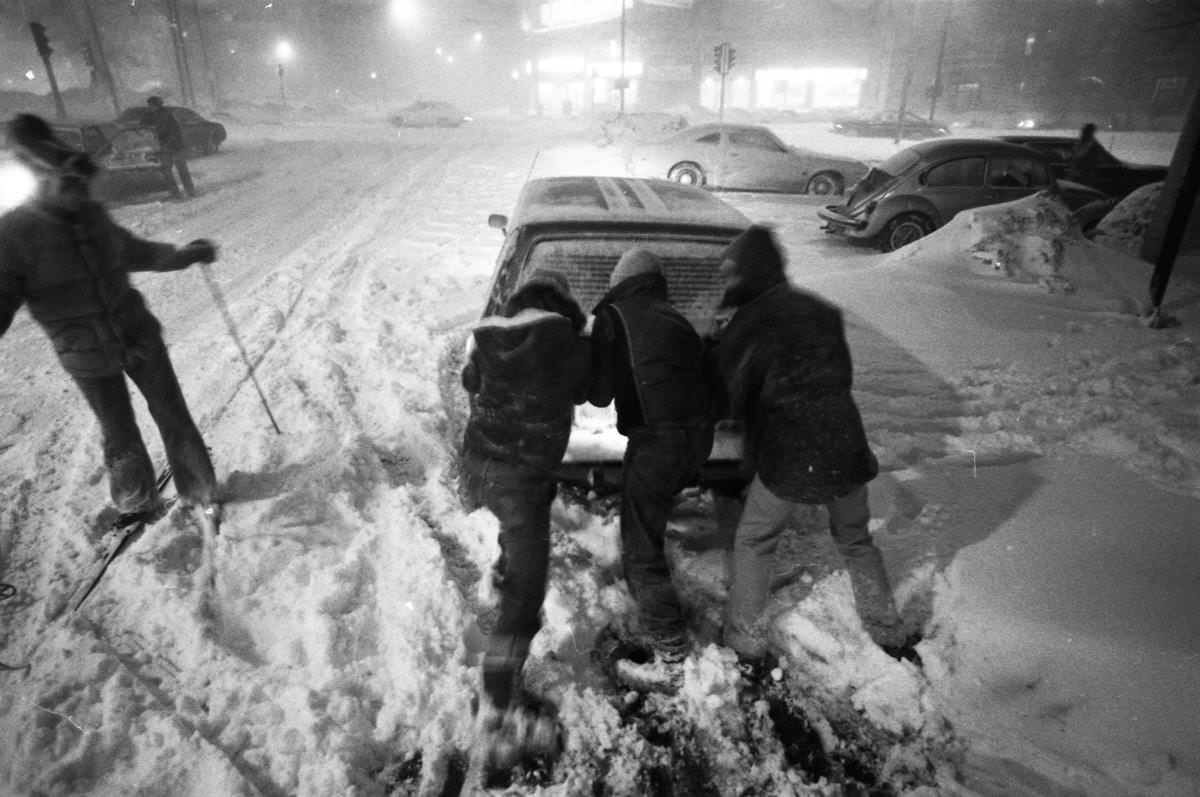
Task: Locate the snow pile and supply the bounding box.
[960,190,1079,290]
[1092,182,1162,254]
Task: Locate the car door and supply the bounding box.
[722,128,805,191]
[918,155,988,222]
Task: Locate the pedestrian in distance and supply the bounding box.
[711,225,913,674]
[147,96,196,200]
[1067,122,1102,188]
[0,113,221,525]
[458,270,590,779]
[589,247,716,693]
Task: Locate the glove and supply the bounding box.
[184,238,218,265]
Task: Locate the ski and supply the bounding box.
[72,512,157,613]
[71,466,175,614]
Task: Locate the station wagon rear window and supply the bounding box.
[520,237,730,334]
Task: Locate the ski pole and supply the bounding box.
[199,263,282,435]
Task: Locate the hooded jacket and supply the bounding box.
[713,226,877,502]
[461,308,591,475]
[0,200,196,378]
[590,272,713,435]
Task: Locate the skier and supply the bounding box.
[459,269,590,781]
[147,96,196,199]
[711,225,912,673]
[589,247,715,692]
[0,113,220,526]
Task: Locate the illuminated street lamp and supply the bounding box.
[275,39,294,108]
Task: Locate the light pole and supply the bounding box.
[275,40,294,109]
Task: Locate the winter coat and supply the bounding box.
[0,200,196,378]
[461,308,591,476]
[590,272,714,435]
[151,108,187,154]
[713,251,877,504]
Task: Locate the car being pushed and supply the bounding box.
[997,134,1167,200]
[817,138,1110,252]
[440,175,751,488]
[389,101,472,128]
[626,122,867,195]
[116,105,226,156]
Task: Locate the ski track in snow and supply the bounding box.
[1,119,1197,797]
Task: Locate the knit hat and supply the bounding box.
[719,225,786,307]
[5,113,97,178]
[609,247,662,288]
[521,269,573,299]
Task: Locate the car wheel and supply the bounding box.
[806,171,844,196]
[879,212,934,252]
[668,162,705,186]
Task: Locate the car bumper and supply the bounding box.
[558,414,745,488]
[817,205,870,236]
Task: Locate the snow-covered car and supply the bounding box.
[441,175,751,487]
[0,118,166,201]
[388,101,472,128]
[997,134,1167,200]
[817,138,1110,252]
[626,122,868,195]
[831,110,950,139]
[116,105,227,155]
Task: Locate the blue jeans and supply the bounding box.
[620,425,713,648]
[724,477,898,658]
[461,451,556,711]
[71,343,215,512]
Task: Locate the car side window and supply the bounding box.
[696,132,721,145]
[729,130,784,152]
[924,157,985,187]
[988,157,1050,188]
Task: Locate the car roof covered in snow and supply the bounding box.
[509,176,750,232]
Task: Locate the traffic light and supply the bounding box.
[29,22,52,59]
[712,42,736,75]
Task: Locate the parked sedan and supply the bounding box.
[627,122,867,195]
[116,105,227,155]
[817,138,1109,252]
[831,111,949,140]
[0,119,166,201]
[388,101,472,128]
[997,134,1167,199]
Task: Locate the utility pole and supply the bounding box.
[191,0,220,107]
[618,0,628,116]
[29,22,68,119]
[1139,84,1200,327]
[928,0,952,121]
[79,0,123,116]
[164,0,195,105]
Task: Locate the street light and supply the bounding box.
[275,39,293,108]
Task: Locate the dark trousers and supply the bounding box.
[71,344,215,512]
[620,425,713,647]
[160,150,195,197]
[461,450,556,712]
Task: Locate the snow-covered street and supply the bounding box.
[1,115,1197,797]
